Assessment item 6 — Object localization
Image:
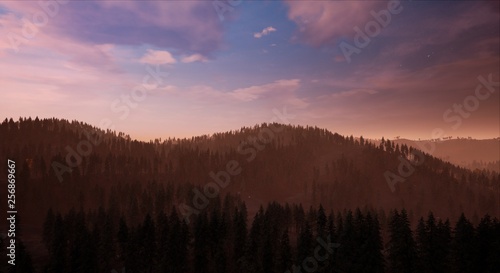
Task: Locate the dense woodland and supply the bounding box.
[0,117,499,272]
[5,203,500,273]
[465,160,500,173]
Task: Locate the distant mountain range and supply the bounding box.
[385,138,499,172]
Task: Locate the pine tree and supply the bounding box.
[194,212,209,273]
[262,231,274,273]
[387,209,417,273]
[117,216,129,268]
[451,213,476,273]
[125,225,140,272]
[48,213,67,273]
[69,211,98,273]
[476,215,496,272]
[95,209,115,272]
[297,222,314,263]
[233,204,247,269]
[156,211,170,272]
[140,214,157,272]
[337,210,356,272]
[435,219,452,273]
[42,208,55,250]
[317,204,327,238]
[362,212,385,273]
[9,239,34,273]
[278,228,293,272]
[324,211,338,272]
[352,208,366,272]
[168,209,188,273]
[415,217,427,271]
[244,206,264,273]
[424,212,438,272]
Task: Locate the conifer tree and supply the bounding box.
[42,208,55,250]
[297,222,314,263]
[387,209,417,273]
[278,228,293,272]
[9,239,34,273]
[451,213,476,273]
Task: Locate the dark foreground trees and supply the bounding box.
[6,204,494,273]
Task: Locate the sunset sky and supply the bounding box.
[0,0,498,141]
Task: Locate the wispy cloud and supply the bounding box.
[285,1,380,46]
[328,89,378,99]
[139,49,176,65]
[254,26,277,38]
[153,79,305,105]
[230,79,299,101]
[181,53,208,63]
[0,1,225,56]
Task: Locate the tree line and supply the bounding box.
[1,117,498,228]
[7,201,499,273]
[1,117,499,272]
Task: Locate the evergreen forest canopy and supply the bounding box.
[0,117,498,273]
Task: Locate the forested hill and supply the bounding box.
[390,138,500,173]
[1,117,499,272]
[0,117,498,227]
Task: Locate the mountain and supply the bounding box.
[1,117,499,272]
[388,138,499,172]
[0,117,498,223]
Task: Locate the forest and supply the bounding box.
[0,117,499,272]
[7,202,500,273]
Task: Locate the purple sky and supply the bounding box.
[0,0,498,141]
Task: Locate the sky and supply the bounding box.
[0,0,499,141]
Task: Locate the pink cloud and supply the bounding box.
[0,1,225,56]
[140,50,177,65]
[61,1,224,55]
[145,79,308,110]
[285,0,382,46]
[254,26,277,39]
[229,79,309,109]
[181,54,208,63]
[327,89,378,99]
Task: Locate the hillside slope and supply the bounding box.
[0,117,498,225]
[391,138,499,172]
